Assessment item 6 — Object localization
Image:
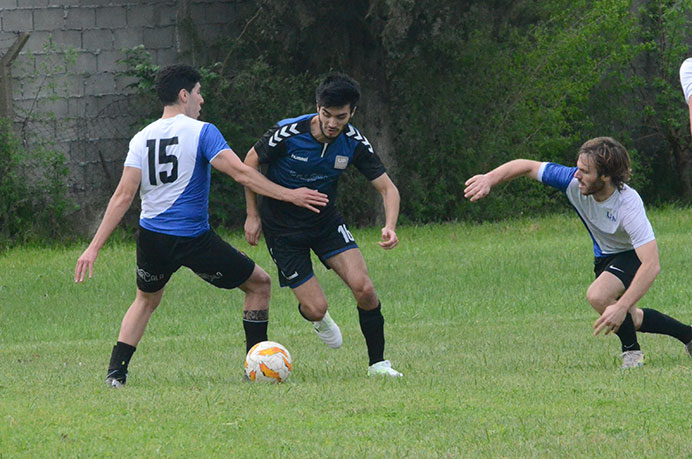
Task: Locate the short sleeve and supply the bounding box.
[537,162,577,192]
[199,123,231,162]
[352,142,386,181]
[620,194,655,248]
[123,130,144,169]
[680,58,692,103]
[254,124,286,164]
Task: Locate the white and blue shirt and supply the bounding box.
[680,58,692,103]
[124,114,230,237]
[538,162,655,257]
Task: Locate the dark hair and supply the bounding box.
[577,137,631,190]
[155,64,202,105]
[315,73,360,110]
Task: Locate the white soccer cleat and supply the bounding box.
[367,360,403,378]
[313,311,342,349]
[620,350,644,369]
[105,377,124,389]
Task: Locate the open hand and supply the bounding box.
[464,174,493,202]
[74,247,99,283]
[289,188,329,213]
[593,303,627,336]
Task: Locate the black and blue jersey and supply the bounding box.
[254,113,386,230]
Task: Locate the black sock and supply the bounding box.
[358,302,385,366]
[107,341,136,382]
[243,309,269,353]
[615,313,640,352]
[639,308,692,344]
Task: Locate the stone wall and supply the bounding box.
[0,1,251,233]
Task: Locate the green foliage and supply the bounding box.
[118,0,692,228]
[628,0,692,202]
[0,119,73,248]
[390,0,642,222]
[0,39,78,247]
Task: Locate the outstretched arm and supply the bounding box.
[464,159,542,202]
[75,166,141,282]
[593,240,660,336]
[371,173,400,249]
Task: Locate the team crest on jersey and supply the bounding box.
[334,155,349,169]
[606,211,616,222]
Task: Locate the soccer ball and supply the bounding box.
[244,341,292,383]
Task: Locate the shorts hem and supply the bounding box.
[285,272,314,289]
[319,244,358,263]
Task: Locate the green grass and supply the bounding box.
[2,208,692,456]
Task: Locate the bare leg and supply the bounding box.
[117,288,165,346]
[291,276,329,321]
[237,265,272,351]
[326,248,378,310]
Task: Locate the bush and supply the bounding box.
[0,118,73,247]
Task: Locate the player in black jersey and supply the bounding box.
[243,73,403,377]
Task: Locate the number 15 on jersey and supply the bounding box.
[147,137,179,186]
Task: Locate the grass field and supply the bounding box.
[2,208,692,457]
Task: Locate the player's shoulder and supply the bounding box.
[618,184,645,208]
[264,114,311,147]
[277,113,313,128]
[138,114,206,135]
[343,123,374,154]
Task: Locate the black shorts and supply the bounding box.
[263,213,358,288]
[594,250,641,289]
[136,226,255,293]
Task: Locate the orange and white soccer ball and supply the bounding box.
[244,341,292,383]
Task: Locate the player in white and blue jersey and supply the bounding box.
[74,65,328,387]
[680,58,692,136]
[243,73,403,377]
[464,137,692,369]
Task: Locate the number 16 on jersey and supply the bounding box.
[337,224,354,243]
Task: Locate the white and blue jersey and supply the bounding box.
[680,58,692,103]
[124,114,230,237]
[254,113,386,230]
[537,162,655,257]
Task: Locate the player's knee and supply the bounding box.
[245,267,272,297]
[585,287,608,310]
[135,289,163,311]
[300,301,328,321]
[352,278,376,304]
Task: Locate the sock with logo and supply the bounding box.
[107,341,136,383]
[243,309,269,353]
[639,308,692,344]
[358,302,385,366]
[615,313,640,352]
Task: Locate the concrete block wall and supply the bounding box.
[0,1,252,233]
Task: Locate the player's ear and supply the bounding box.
[350,106,357,117]
[178,88,188,103]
